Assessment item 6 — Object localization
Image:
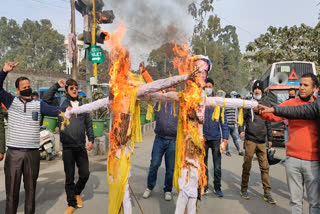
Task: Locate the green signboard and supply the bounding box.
[89,46,105,63]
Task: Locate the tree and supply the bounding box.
[0,17,65,72]
[246,24,320,65]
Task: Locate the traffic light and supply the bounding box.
[97,10,115,24]
[96,30,110,44]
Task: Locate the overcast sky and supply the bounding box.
[1,0,319,69]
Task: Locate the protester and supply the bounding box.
[284,88,297,143]
[31,91,39,100]
[143,85,179,201]
[259,74,320,213]
[203,77,229,197]
[42,79,94,214]
[0,105,5,161]
[224,94,243,157]
[0,62,68,214]
[239,80,276,204]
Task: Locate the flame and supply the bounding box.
[104,23,131,171]
[172,41,207,191]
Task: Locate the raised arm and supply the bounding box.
[65,97,109,119]
[0,62,19,109]
[206,97,258,109]
[137,74,188,98]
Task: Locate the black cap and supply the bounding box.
[206,78,214,86]
[252,80,264,92]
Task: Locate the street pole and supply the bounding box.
[91,0,98,77]
[70,0,78,80]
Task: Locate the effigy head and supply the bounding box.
[193,55,212,82]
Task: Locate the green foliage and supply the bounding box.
[0,17,65,72]
[246,24,320,65]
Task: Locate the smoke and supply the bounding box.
[102,0,194,69]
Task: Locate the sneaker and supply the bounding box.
[75,195,83,208]
[204,187,209,194]
[64,206,76,214]
[164,192,172,201]
[143,188,152,199]
[215,189,224,197]
[264,193,276,204]
[238,151,244,156]
[226,151,231,157]
[240,191,250,200]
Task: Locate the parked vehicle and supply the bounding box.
[40,126,56,161]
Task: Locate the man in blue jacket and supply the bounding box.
[143,85,179,201]
[203,78,229,197]
[0,62,68,214]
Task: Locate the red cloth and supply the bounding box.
[260,97,318,161]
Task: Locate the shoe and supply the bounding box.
[64,206,76,214]
[75,195,83,208]
[164,192,172,201]
[143,188,152,199]
[264,193,276,204]
[238,151,244,156]
[204,187,209,194]
[240,191,250,200]
[215,189,224,197]
[226,151,231,157]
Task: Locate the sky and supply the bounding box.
[1,0,319,69]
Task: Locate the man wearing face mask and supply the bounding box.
[42,79,94,214]
[0,62,68,214]
[239,80,276,204]
[203,78,229,197]
[259,73,319,214]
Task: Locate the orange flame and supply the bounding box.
[105,23,131,168]
[172,41,207,191]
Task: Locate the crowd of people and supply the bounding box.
[0,58,319,214]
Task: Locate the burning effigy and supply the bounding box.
[63,26,258,214]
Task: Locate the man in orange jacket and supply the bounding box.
[260,73,320,214]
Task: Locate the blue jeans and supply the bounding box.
[226,126,241,152]
[204,139,222,190]
[147,135,176,192]
[285,156,320,214]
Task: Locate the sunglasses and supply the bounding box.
[69,86,78,91]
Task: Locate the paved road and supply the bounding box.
[0,133,309,213]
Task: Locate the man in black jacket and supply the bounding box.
[43,79,94,214]
[239,80,276,204]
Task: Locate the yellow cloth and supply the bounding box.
[107,88,141,214]
[107,149,131,214]
[157,100,162,112]
[173,101,177,117]
[238,100,245,127]
[212,105,220,121]
[221,98,226,124]
[146,95,154,121]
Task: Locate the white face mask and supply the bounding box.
[205,88,213,96]
[253,94,262,100]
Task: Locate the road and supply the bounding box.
[0,133,309,214]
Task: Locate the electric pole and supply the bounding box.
[70,0,78,80]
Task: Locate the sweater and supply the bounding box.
[261,97,318,161]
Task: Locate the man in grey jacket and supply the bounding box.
[143,85,179,201]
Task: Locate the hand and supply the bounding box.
[240,132,245,139]
[3,62,19,72]
[86,141,94,151]
[220,139,228,153]
[58,79,66,88]
[0,153,3,161]
[268,141,272,148]
[258,104,274,114]
[139,62,145,73]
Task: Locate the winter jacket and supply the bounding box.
[0,70,64,149]
[261,97,318,160]
[154,102,179,140]
[240,97,272,144]
[203,106,229,141]
[42,83,94,148]
[273,98,320,160]
[0,107,5,153]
